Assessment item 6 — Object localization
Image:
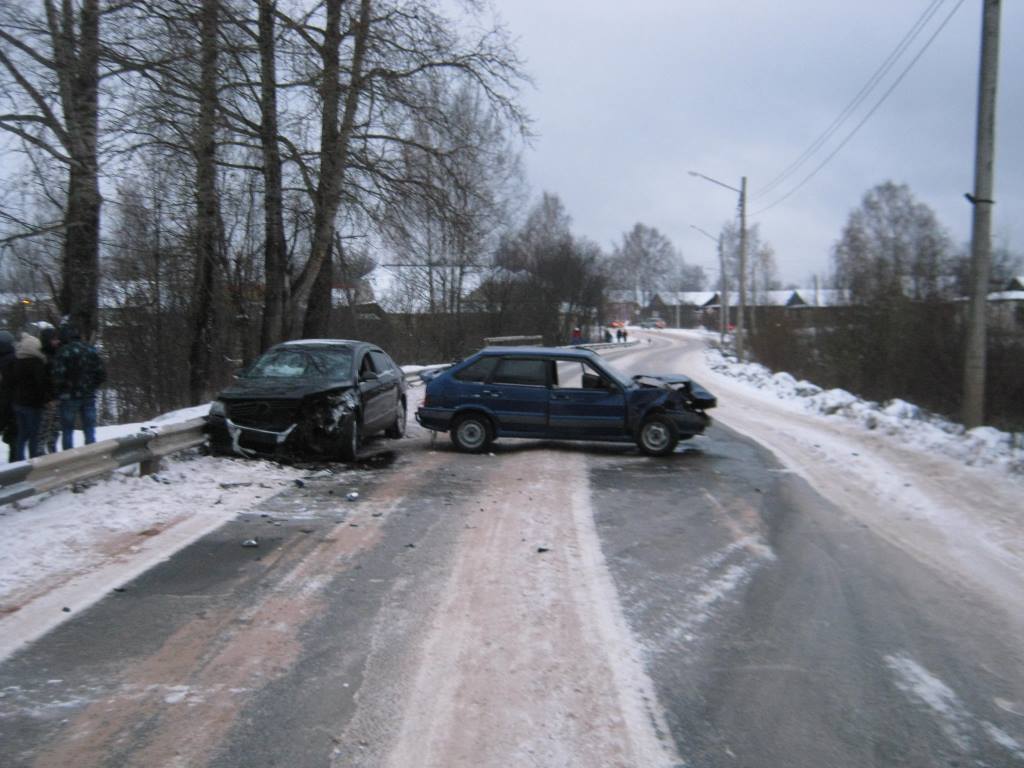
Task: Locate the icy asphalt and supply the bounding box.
[0,333,1022,767]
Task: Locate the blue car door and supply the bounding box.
[484,357,550,434]
[548,359,627,437]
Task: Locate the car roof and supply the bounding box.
[277,339,369,349]
[477,345,601,361]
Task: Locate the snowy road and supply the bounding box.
[1,332,1022,767]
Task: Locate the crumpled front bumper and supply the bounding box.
[208,415,297,457]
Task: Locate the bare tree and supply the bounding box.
[0,0,115,337]
[609,223,675,307]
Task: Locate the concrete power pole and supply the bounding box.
[718,233,728,345]
[962,0,1001,428]
[736,176,748,361]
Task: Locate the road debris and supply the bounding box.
[242,538,260,548]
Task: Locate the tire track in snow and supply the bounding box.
[378,450,680,768]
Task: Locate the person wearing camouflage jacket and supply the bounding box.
[53,324,106,450]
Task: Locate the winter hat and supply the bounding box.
[15,333,45,361]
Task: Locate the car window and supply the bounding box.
[369,350,393,374]
[454,356,499,382]
[358,352,376,378]
[246,349,315,378]
[492,358,548,386]
[553,359,613,390]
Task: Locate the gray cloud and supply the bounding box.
[495,0,1024,283]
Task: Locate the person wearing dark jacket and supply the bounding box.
[53,323,106,450]
[8,333,53,460]
[38,325,61,453]
[0,330,17,460]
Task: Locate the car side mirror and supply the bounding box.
[359,370,379,382]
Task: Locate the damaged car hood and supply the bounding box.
[219,376,355,401]
[632,373,717,409]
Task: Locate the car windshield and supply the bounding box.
[244,347,353,379]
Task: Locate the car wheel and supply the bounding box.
[450,413,492,453]
[340,416,361,461]
[385,400,406,439]
[637,414,678,456]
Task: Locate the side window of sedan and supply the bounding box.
[369,350,394,376]
[491,358,548,386]
[553,360,613,390]
[454,356,499,382]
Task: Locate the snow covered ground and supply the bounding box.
[700,338,1023,474]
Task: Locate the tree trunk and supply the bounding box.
[52,0,102,340]
[257,0,288,350]
[187,0,221,404]
[303,247,333,338]
[289,0,371,333]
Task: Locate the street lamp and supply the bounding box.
[688,170,748,360]
[690,224,729,344]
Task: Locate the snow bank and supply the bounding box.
[705,347,1024,474]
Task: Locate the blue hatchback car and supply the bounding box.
[416,346,716,455]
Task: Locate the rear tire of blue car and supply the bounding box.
[451,413,492,453]
[637,414,678,456]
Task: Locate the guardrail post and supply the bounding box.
[140,457,162,476]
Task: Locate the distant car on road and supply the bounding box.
[416,346,715,456]
[207,340,407,461]
[640,318,666,329]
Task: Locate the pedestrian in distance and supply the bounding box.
[8,333,52,460]
[0,331,18,461]
[53,323,106,450]
[622,328,629,344]
[571,327,582,345]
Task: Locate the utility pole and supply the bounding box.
[718,234,729,345]
[962,0,1001,428]
[737,176,748,361]
[688,171,748,358]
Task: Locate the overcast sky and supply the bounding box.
[492,0,1023,285]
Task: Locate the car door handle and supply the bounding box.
[551,393,571,401]
[480,389,502,398]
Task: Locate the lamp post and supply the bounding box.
[690,225,728,345]
[689,170,747,360]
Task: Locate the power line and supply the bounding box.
[752,0,967,218]
[754,0,948,200]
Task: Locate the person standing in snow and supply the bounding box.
[53,323,106,450]
[38,325,62,453]
[7,333,53,460]
[0,331,18,460]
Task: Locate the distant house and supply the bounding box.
[605,289,643,324]
[648,291,717,327]
[987,276,1024,332]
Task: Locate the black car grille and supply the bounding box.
[227,400,299,431]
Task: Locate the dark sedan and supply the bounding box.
[416,346,715,455]
[207,340,407,461]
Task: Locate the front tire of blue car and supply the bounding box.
[637,414,678,456]
[451,413,492,453]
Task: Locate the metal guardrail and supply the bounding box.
[0,418,208,506]
[483,335,544,346]
[0,369,439,506]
